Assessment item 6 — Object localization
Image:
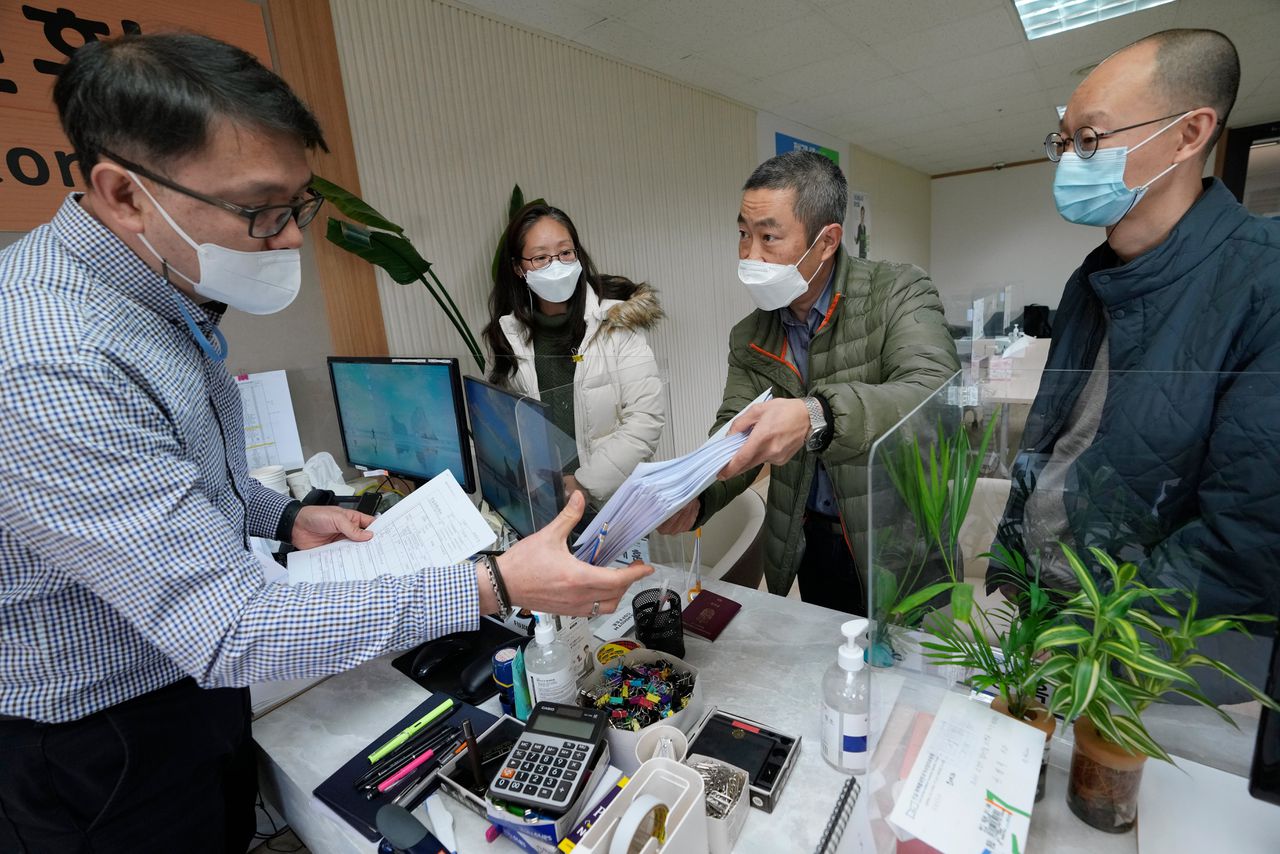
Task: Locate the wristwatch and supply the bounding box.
[802,395,832,452]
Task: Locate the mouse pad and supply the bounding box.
[312,695,498,841]
[390,615,525,704]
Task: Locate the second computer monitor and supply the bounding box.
[463,375,566,539]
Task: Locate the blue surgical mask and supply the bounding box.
[1052,112,1189,227]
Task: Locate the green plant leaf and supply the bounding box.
[1109,714,1172,762]
[1100,642,1194,685]
[1065,657,1101,722]
[311,175,404,234]
[889,581,956,617]
[1034,624,1092,650]
[1061,544,1102,617]
[1184,654,1280,710]
[950,582,974,623]
[326,220,431,284]
[508,184,525,220]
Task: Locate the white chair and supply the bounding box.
[648,489,767,590]
[699,488,767,589]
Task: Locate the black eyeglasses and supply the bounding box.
[519,248,578,271]
[100,149,325,239]
[1044,110,1192,162]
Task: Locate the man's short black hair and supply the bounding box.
[1132,29,1240,151]
[743,151,847,244]
[54,31,328,183]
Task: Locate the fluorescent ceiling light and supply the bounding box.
[1056,105,1067,119]
[1013,0,1176,41]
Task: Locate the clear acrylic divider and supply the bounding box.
[858,358,1280,851]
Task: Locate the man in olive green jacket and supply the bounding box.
[661,152,959,613]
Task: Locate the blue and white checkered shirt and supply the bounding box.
[0,196,478,723]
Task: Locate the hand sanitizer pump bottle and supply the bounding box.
[524,613,577,705]
[821,618,870,774]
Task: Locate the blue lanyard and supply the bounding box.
[174,296,228,362]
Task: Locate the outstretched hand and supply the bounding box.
[716,398,811,481]
[499,491,654,617]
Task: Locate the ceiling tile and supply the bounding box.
[619,0,812,50]
[699,14,856,78]
[817,0,1006,46]
[764,52,900,100]
[574,18,689,68]
[459,0,604,40]
[867,7,1026,74]
[905,44,1037,96]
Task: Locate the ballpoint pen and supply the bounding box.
[687,527,702,602]
[587,522,609,565]
[368,698,455,763]
[356,726,460,791]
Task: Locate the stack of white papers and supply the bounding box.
[286,469,495,584]
[573,388,773,566]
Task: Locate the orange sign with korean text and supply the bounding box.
[0,1,270,231]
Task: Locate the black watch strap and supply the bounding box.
[275,499,304,543]
[814,393,834,452]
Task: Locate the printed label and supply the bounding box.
[821,704,869,772]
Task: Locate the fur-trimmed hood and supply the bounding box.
[599,282,664,332]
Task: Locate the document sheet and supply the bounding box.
[573,388,773,566]
[286,469,495,584]
[887,691,1040,854]
[235,370,304,470]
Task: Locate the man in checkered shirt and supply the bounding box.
[0,33,650,853]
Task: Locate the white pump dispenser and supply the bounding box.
[821,618,871,774]
[524,612,577,705]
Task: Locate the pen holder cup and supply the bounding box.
[632,589,685,658]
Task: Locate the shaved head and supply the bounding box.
[1120,29,1240,149]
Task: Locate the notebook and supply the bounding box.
[815,776,869,854]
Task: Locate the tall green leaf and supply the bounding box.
[311,176,404,234]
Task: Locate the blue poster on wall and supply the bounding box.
[775,132,840,165]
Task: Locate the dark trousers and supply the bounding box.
[0,679,256,854]
[796,512,867,616]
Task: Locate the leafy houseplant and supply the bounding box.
[311,176,486,371]
[1034,544,1279,833]
[870,407,1001,666]
[922,547,1059,800]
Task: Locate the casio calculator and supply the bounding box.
[488,702,607,813]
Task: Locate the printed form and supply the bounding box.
[286,469,495,584]
[888,691,1041,854]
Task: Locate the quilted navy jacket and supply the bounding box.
[992,179,1280,621]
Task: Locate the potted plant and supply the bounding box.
[311,175,487,371]
[1034,544,1279,833]
[869,406,1001,667]
[921,547,1059,800]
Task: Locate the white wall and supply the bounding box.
[329,0,758,455]
[930,160,1099,323]
[849,144,932,271]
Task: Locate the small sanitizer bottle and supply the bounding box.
[821,618,870,774]
[524,613,577,705]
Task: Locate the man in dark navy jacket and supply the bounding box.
[991,29,1280,694]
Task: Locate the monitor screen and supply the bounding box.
[463,376,565,539]
[328,357,474,491]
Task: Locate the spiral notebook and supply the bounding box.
[815,776,869,854]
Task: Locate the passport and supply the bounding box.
[681,589,741,640]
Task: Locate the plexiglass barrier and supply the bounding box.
[478,355,673,554]
[857,357,1280,848]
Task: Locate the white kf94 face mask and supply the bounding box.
[130,172,302,316]
[737,225,831,311]
[524,259,582,304]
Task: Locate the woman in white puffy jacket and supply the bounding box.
[483,203,666,504]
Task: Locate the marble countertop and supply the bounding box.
[254,564,1257,853]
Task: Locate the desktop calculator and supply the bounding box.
[488,702,607,813]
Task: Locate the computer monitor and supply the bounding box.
[327,357,474,491]
[463,375,565,539]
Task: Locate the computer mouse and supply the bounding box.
[411,639,471,680]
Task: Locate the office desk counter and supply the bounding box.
[254,565,1255,853]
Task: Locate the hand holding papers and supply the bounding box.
[287,470,495,584]
[573,389,773,566]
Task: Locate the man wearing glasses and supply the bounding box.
[991,29,1280,695]
[0,33,649,851]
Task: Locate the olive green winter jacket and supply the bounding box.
[696,246,960,596]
